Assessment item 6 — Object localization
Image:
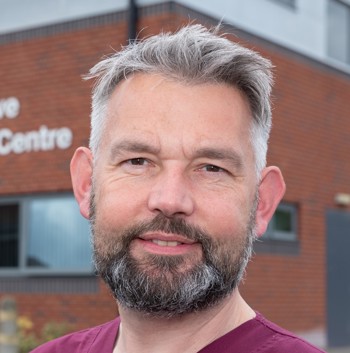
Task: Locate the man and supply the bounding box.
[32,25,326,353]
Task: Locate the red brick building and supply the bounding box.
[1,2,349,349]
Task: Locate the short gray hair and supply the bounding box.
[85,24,274,176]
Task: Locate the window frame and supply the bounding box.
[0,193,93,277]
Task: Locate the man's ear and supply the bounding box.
[255,166,286,237]
[70,147,93,220]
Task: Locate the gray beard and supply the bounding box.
[91,199,257,318]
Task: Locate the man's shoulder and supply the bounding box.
[250,313,326,353]
[200,312,326,353]
[30,318,120,353]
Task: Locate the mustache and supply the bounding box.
[122,213,209,243]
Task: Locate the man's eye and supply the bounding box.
[203,165,224,172]
[127,158,148,166]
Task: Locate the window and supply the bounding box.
[263,203,297,241]
[255,203,299,255]
[328,0,350,65]
[0,194,92,275]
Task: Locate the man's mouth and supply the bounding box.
[151,239,182,247]
[135,233,199,255]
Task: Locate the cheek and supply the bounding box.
[91,208,128,258]
[198,194,251,238]
[93,181,148,228]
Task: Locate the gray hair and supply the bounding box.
[85,24,274,176]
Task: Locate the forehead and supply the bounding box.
[106,73,251,123]
[101,73,253,157]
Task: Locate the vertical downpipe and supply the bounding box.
[128,0,138,43]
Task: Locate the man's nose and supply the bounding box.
[147,168,195,218]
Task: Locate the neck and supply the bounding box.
[113,289,255,353]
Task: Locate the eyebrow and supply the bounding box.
[109,140,160,161]
[192,147,244,171]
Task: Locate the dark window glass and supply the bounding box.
[0,204,19,267]
[274,208,293,232]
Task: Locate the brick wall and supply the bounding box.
[1,3,349,337]
[0,17,133,334]
[241,41,350,332]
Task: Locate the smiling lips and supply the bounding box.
[138,233,197,250]
[140,233,194,243]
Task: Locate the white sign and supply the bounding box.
[0,97,20,119]
[0,125,73,155]
[0,97,74,155]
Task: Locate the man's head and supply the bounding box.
[71,25,285,317]
[87,24,273,177]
